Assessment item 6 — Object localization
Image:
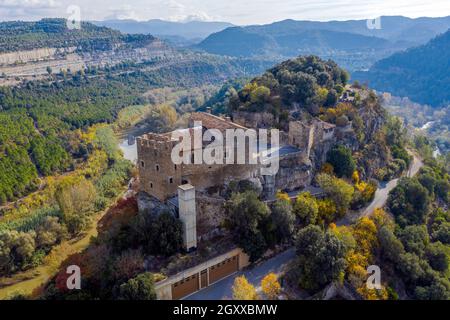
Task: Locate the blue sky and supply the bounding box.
[0,0,449,24]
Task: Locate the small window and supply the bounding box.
[141,160,145,167]
[174,164,177,170]
[155,164,160,171]
[169,177,173,184]
[150,182,153,188]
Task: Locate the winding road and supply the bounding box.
[186,151,424,300]
[337,150,423,225]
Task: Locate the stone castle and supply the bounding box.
[136,111,347,250]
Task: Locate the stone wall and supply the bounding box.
[275,153,313,191]
[232,111,276,129]
[196,193,226,239]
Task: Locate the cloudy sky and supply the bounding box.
[1,0,449,24]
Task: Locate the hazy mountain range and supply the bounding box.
[195,16,450,71]
[354,29,450,107]
[92,19,234,45]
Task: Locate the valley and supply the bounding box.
[0,14,448,303]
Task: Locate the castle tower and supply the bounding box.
[136,133,181,201]
[178,184,197,251]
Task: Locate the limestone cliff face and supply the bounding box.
[79,39,174,67]
[0,47,76,66]
[0,39,175,80]
[275,153,313,192]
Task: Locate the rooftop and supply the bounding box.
[191,112,247,131]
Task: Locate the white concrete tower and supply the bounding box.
[177,184,197,251]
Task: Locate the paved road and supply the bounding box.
[185,249,296,300]
[337,151,423,225]
[187,152,423,300]
[363,151,423,217]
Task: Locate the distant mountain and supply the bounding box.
[198,27,393,56]
[354,29,450,107]
[0,18,155,53]
[93,19,234,42]
[196,16,450,71]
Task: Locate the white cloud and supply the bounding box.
[0,0,59,9]
[0,0,449,24]
[105,4,141,21]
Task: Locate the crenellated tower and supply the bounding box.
[136,133,182,201]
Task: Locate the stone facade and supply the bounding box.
[289,119,335,152]
[137,112,261,201]
[137,112,343,246]
[137,113,340,205]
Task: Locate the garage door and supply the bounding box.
[172,273,199,300]
[209,255,239,284]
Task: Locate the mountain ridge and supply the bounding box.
[92,19,234,41]
[353,28,450,107]
[195,16,450,71]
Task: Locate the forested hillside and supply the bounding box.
[229,55,349,114]
[0,19,155,53]
[0,55,271,205]
[354,29,450,107]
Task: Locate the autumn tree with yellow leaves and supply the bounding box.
[232,276,259,300]
[261,273,281,300]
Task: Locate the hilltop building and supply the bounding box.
[136,111,338,299]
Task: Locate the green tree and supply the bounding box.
[399,225,429,257]
[225,191,270,262]
[317,173,354,215]
[118,272,156,300]
[293,192,318,226]
[35,216,68,250]
[0,231,36,274]
[425,242,449,272]
[326,145,356,178]
[378,226,405,263]
[55,178,97,235]
[387,178,430,227]
[270,199,295,244]
[149,212,183,256]
[295,225,347,292]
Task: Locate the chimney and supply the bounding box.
[206,107,212,114]
[177,184,197,251]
